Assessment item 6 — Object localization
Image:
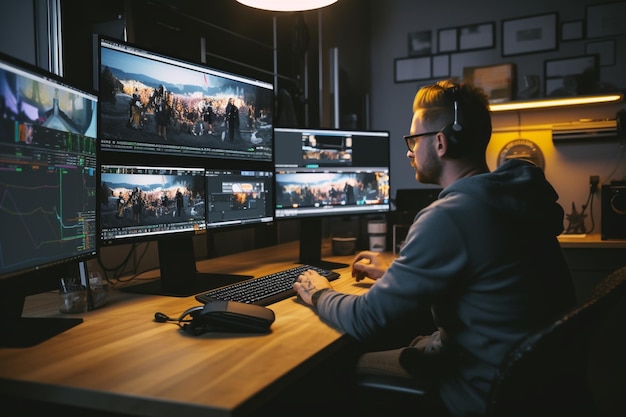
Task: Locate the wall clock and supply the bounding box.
[497,139,545,169]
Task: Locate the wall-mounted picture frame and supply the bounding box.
[544,55,598,97]
[408,30,432,56]
[437,27,458,53]
[463,63,515,103]
[394,56,432,83]
[561,20,584,41]
[432,54,450,78]
[586,39,616,66]
[502,13,558,56]
[458,22,495,51]
[586,1,626,38]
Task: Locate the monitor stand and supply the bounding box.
[0,294,83,348]
[121,236,252,297]
[298,217,349,270]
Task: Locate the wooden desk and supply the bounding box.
[0,242,388,417]
[557,233,626,249]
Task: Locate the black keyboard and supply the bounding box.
[194,264,340,306]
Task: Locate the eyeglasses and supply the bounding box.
[403,131,439,151]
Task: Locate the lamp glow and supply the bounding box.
[236,0,338,11]
[489,94,623,112]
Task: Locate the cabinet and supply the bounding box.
[558,234,626,304]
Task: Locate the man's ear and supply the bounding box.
[434,132,448,156]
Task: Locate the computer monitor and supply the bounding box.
[0,52,98,347]
[96,37,276,297]
[274,127,390,269]
[97,36,274,162]
[98,164,275,296]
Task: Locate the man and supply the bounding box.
[293,80,576,417]
[225,97,239,143]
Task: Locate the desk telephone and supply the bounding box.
[155,300,275,335]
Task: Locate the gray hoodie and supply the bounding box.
[316,159,576,417]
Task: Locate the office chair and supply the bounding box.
[587,266,626,417]
[354,266,626,417]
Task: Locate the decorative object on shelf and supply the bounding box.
[502,13,558,57]
[463,63,515,103]
[497,139,545,170]
[544,55,598,97]
[565,202,588,234]
[517,75,541,100]
[458,22,495,51]
[394,56,431,83]
[408,30,432,56]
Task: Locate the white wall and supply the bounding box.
[367,0,626,232]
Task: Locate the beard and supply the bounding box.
[413,140,442,185]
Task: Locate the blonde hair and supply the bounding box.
[413,80,492,158]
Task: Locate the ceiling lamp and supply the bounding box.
[236,0,338,12]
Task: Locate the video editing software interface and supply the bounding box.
[0,56,98,279]
[98,165,207,244]
[205,168,274,228]
[98,36,274,162]
[274,127,390,218]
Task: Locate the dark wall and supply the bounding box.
[60,0,370,130]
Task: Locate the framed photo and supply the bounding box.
[458,22,495,51]
[431,54,450,78]
[561,20,584,41]
[463,63,515,103]
[586,1,626,38]
[408,30,432,56]
[502,13,558,56]
[586,40,616,66]
[437,27,458,53]
[394,56,432,83]
[544,55,598,97]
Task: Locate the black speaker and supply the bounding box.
[601,183,626,240]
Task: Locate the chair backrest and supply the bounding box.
[587,267,626,417]
[486,266,626,417]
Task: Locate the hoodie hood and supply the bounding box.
[440,159,564,236]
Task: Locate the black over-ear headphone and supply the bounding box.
[441,85,465,158]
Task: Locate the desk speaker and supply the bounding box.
[601,184,626,240]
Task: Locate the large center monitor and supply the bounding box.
[97,36,274,162]
[274,127,390,269]
[96,36,276,297]
[0,52,98,347]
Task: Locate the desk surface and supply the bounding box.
[557,233,626,248]
[0,242,383,417]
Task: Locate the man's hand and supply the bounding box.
[293,269,333,306]
[351,251,389,282]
